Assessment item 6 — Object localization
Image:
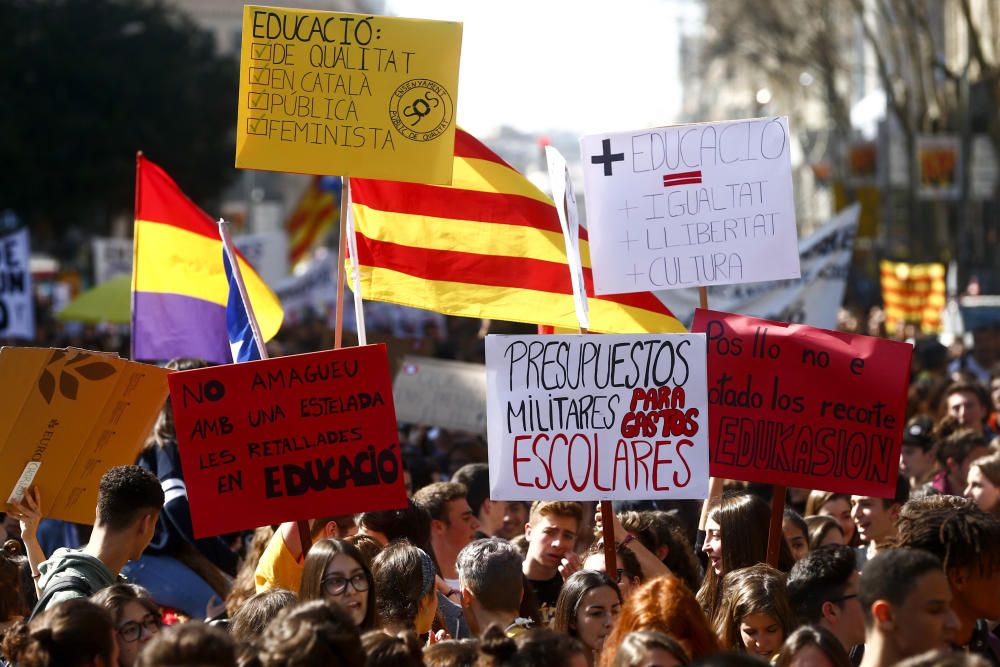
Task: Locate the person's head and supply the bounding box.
[700,494,794,622]
[478,625,588,667]
[423,638,481,667]
[618,511,701,593]
[612,630,691,667]
[583,542,643,600]
[524,501,583,575]
[606,575,720,660]
[361,629,423,667]
[782,510,809,561]
[937,429,990,490]
[299,538,375,629]
[136,622,235,667]
[371,542,438,634]
[786,545,865,651]
[553,570,622,657]
[149,357,212,446]
[456,538,524,635]
[452,463,506,535]
[414,481,480,563]
[858,548,959,659]
[228,588,297,645]
[255,599,364,667]
[895,495,1000,622]
[309,514,358,541]
[90,584,161,667]
[345,532,384,565]
[96,465,164,559]
[900,415,938,482]
[714,565,797,659]
[497,502,530,541]
[1,598,117,667]
[804,516,845,549]
[943,383,990,432]
[358,500,432,549]
[774,625,852,667]
[850,474,909,547]
[895,650,991,667]
[0,539,27,622]
[804,492,854,545]
[964,453,1000,516]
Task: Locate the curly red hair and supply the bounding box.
[599,575,719,666]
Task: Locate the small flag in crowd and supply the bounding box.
[880,260,945,334]
[131,155,283,363]
[286,175,341,267]
[223,249,262,362]
[348,129,684,333]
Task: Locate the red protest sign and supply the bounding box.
[691,309,912,498]
[168,345,406,538]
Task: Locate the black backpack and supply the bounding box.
[28,576,93,621]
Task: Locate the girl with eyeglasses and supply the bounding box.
[299,538,376,630]
[90,584,162,667]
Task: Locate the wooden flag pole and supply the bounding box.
[600,500,616,575]
[334,177,350,350]
[766,486,787,567]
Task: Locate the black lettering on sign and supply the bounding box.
[190,416,234,440]
[218,471,243,494]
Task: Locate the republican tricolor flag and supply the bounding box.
[131,155,283,363]
[348,129,684,333]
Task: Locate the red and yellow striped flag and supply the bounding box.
[286,175,340,266]
[880,260,945,334]
[348,129,684,333]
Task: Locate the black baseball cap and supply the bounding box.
[902,414,935,450]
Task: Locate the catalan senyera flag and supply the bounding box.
[286,175,341,267]
[349,130,684,333]
[880,260,945,334]
[132,155,283,363]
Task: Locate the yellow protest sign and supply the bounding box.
[0,348,170,524]
[236,6,463,184]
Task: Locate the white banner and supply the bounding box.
[273,249,335,321]
[581,117,800,294]
[486,333,709,501]
[660,204,860,329]
[92,238,133,284]
[233,232,289,285]
[0,228,34,340]
[393,356,487,434]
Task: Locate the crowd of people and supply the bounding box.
[2,313,1000,666]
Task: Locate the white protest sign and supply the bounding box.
[273,249,336,322]
[661,204,860,329]
[92,238,134,284]
[545,146,589,330]
[581,117,800,294]
[233,232,289,285]
[393,356,487,434]
[486,333,709,501]
[0,228,34,340]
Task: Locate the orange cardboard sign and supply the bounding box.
[0,347,170,524]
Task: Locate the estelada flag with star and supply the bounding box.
[348,129,684,333]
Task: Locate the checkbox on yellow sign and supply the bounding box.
[249,66,270,85]
[248,91,268,111]
[251,42,271,61]
[247,116,267,136]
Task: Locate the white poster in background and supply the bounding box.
[485,333,709,501]
[661,204,860,329]
[545,146,589,330]
[233,232,289,285]
[92,238,133,284]
[393,356,487,434]
[581,117,800,295]
[273,249,335,321]
[0,228,34,340]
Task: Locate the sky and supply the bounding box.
[384,0,695,137]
